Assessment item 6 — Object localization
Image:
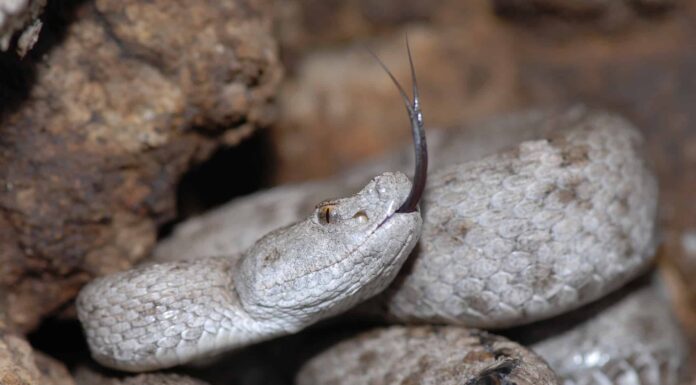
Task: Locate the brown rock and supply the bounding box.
[0,0,280,332]
[0,333,37,385]
[0,331,75,385]
[74,369,209,385]
[271,21,519,182]
[0,0,46,52]
[492,0,676,33]
[33,352,75,385]
[275,0,466,70]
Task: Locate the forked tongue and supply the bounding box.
[368,38,427,213]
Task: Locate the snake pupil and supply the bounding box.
[318,205,335,224]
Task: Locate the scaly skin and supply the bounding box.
[79,107,680,383]
[150,107,678,385]
[296,326,559,385]
[156,107,658,328]
[77,172,422,371]
[527,274,687,385]
[379,108,658,328]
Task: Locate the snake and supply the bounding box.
[76,46,427,372]
[154,106,658,330]
[295,272,685,385]
[76,46,685,384]
[76,169,422,371]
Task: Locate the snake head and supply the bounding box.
[234,171,422,329]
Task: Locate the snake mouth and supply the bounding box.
[377,197,416,230]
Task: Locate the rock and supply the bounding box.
[0,0,281,332]
[74,368,209,385]
[0,330,75,385]
[274,0,465,69]
[0,332,39,385]
[33,352,75,385]
[0,0,46,52]
[271,22,518,182]
[492,0,676,33]
[492,0,676,16]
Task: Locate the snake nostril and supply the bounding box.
[353,210,369,223]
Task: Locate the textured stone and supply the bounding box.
[0,0,280,332]
[493,0,675,17]
[0,331,75,385]
[271,20,518,182]
[0,0,45,52]
[74,368,208,385]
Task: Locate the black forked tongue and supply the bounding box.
[368,37,428,213]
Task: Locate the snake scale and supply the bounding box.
[76,48,686,385]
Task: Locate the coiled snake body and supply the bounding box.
[78,172,421,371]
[77,49,684,385]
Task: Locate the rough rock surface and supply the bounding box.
[271,21,518,182]
[297,326,559,385]
[0,330,75,385]
[492,0,676,19]
[33,352,76,385]
[0,0,46,52]
[74,369,209,385]
[0,0,280,332]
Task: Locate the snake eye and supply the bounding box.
[318,205,337,224]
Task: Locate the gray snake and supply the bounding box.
[76,49,683,385]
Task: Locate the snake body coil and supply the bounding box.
[155,108,658,328]
[77,173,421,371]
[75,46,678,383]
[149,108,677,384]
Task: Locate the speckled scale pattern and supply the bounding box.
[153,180,353,264]
[155,108,658,329]
[77,172,422,371]
[77,258,270,371]
[296,326,559,385]
[530,276,687,385]
[380,110,658,327]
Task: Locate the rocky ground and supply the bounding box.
[0,0,694,384]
